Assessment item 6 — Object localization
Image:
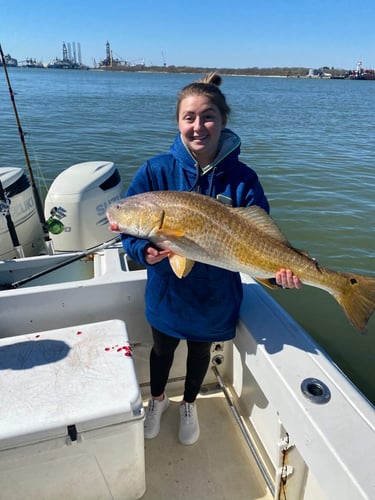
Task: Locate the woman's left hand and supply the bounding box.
[275,269,302,289]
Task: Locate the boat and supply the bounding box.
[307,68,332,79]
[0,53,17,67]
[47,59,81,70]
[0,165,374,499]
[346,61,375,80]
[22,58,45,69]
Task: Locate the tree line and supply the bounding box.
[116,65,348,78]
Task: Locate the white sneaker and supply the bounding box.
[179,402,200,445]
[144,395,170,439]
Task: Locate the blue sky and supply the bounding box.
[1,0,374,69]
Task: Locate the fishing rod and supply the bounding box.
[0,177,24,258]
[3,236,121,289]
[0,43,51,249]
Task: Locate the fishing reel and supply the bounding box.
[0,194,11,217]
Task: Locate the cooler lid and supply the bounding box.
[0,320,142,450]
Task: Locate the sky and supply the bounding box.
[1,0,374,70]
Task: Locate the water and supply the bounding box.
[1,68,374,403]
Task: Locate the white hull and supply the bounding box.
[0,245,373,499]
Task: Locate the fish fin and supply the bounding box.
[235,206,290,244]
[255,277,281,289]
[301,249,313,259]
[157,228,185,238]
[169,254,195,278]
[333,272,375,334]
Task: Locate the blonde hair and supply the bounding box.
[176,72,231,122]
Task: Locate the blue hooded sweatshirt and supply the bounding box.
[121,128,269,342]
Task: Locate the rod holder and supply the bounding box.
[301,378,331,404]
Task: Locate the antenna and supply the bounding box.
[161,49,166,67]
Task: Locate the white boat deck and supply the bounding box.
[132,334,273,500]
[0,246,374,500]
[141,392,272,500]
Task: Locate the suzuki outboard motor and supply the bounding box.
[44,161,123,252]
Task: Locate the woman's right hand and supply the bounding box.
[144,245,171,265]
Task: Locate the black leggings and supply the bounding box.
[150,327,212,403]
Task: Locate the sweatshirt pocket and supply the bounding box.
[145,267,242,339]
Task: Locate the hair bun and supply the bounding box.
[176,72,230,122]
[199,72,222,87]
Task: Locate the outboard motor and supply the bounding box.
[44,161,123,252]
[0,167,44,259]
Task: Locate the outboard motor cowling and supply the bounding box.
[0,167,44,259]
[44,161,123,252]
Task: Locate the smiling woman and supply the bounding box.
[119,72,301,448]
[178,94,224,167]
[176,73,230,167]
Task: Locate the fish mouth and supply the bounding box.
[109,222,120,231]
[106,212,120,232]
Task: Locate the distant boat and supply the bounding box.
[307,68,332,79]
[47,58,80,69]
[24,58,45,69]
[347,60,375,80]
[0,53,17,67]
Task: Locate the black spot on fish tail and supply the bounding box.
[336,273,375,334]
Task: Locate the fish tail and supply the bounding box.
[335,273,375,334]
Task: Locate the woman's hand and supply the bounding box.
[144,245,171,265]
[275,269,302,289]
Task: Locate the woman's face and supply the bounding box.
[178,94,225,167]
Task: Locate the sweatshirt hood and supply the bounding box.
[169,128,241,174]
[169,128,241,196]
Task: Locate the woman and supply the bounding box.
[121,73,301,445]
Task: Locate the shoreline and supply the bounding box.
[11,64,350,79]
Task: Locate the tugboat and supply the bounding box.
[347,60,375,80]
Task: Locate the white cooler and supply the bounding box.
[0,320,145,500]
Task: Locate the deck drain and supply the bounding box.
[301,378,331,404]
